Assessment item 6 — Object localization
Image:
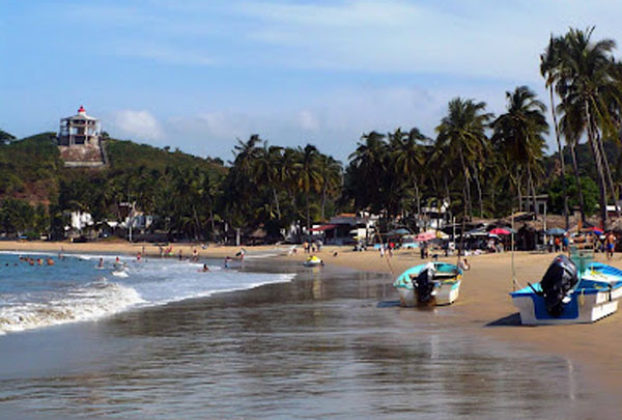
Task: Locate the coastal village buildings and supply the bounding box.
[57,106,106,167]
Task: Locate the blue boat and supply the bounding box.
[510,255,622,325]
[393,262,463,306]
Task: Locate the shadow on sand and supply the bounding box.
[486,312,522,327]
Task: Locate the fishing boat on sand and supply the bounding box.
[393,262,463,306]
[510,254,622,325]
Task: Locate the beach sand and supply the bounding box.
[2,240,622,395]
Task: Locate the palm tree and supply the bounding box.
[316,154,342,221]
[435,98,492,221]
[390,127,427,216]
[541,35,571,228]
[254,143,284,220]
[296,144,322,230]
[492,86,549,217]
[556,27,622,228]
[348,131,388,213]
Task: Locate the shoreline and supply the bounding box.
[2,240,622,394]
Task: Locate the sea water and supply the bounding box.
[0,251,294,335]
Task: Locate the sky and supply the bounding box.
[2,0,622,163]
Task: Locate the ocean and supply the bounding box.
[0,252,614,419]
[0,251,294,335]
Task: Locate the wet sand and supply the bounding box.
[2,240,622,409]
[283,247,622,390]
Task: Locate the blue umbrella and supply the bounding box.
[545,227,566,235]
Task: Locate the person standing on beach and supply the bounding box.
[562,234,569,252]
[606,232,616,260]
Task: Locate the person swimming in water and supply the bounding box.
[200,264,210,272]
[113,256,124,270]
[98,257,104,268]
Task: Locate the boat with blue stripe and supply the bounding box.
[510,254,622,325]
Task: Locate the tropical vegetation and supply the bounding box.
[2,27,622,241]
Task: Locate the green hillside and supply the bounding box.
[0,132,228,239]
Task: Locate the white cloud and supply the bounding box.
[110,110,164,141]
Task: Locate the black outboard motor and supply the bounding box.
[413,265,436,305]
[539,255,579,317]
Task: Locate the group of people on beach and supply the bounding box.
[302,240,321,253]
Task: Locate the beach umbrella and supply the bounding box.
[489,228,511,235]
[415,231,436,242]
[545,227,566,235]
[591,227,604,235]
[436,230,449,239]
[465,228,488,237]
[393,228,411,235]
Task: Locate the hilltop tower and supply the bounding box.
[58,106,106,167]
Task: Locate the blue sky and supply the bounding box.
[2,1,622,162]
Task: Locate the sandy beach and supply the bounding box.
[2,240,622,394]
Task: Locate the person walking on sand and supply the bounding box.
[606,232,616,260]
[458,258,471,271]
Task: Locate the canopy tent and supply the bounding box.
[489,227,511,235]
[415,231,437,242]
[435,230,449,239]
[309,224,337,232]
[386,228,411,236]
[545,227,566,236]
[465,228,488,237]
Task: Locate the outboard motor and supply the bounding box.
[413,263,437,305]
[539,255,579,317]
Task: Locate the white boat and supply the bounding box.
[303,255,323,267]
[510,255,622,325]
[393,262,463,306]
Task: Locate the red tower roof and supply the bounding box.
[78,105,86,113]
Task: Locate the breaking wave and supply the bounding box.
[0,279,144,335]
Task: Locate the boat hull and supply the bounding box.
[396,280,461,306]
[393,262,463,307]
[510,261,622,325]
[511,290,618,325]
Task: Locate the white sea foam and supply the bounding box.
[0,251,297,335]
[0,281,145,335]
